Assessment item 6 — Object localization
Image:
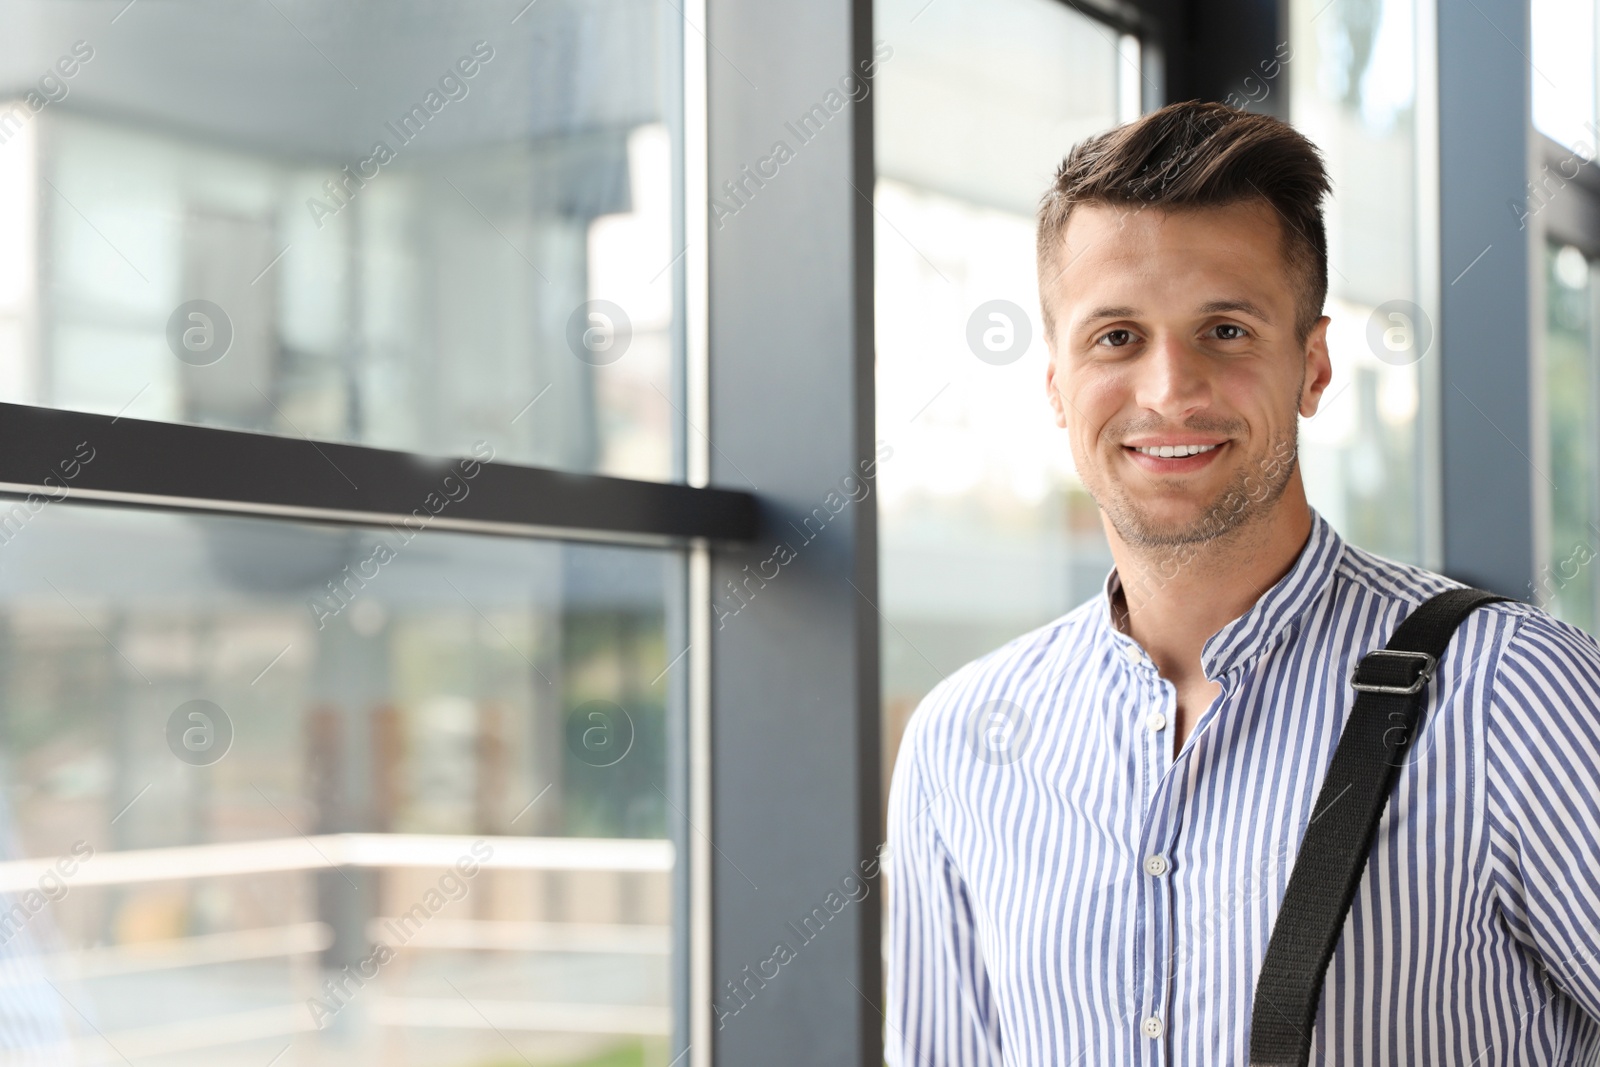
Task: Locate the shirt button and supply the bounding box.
[1144,854,1169,876]
[1146,711,1167,731]
[1121,643,1143,663]
[1142,1014,1164,1038]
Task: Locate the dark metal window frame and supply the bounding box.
[1541,132,1600,261]
[0,402,758,546]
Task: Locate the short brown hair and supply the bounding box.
[1036,100,1332,346]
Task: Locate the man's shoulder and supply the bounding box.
[1333,540,1492,609]
[1336,540,1600,675]
[899,599,1101,765]
[1483,596,1600,687]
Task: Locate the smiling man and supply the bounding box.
[885,101,1600,1065]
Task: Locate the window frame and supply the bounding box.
[0,6,751,1067]
[0,402,756,546]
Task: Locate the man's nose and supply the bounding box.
[1132,334,1212,419]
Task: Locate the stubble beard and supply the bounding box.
[1088,421,1300,553]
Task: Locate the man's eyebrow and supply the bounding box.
[1077,299,1275,327]
[1197,298,1273,323]
[1080,305,1139,325]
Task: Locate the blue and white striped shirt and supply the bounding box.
[886,507,1600,1065]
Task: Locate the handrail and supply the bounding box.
[0,833,673,892]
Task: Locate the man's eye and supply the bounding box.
[1098,329,1134,347]
[1214,323,1248,340]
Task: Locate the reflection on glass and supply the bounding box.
[0,0,679,482]
[873,0,1126,785]
[1541,242,1600,632]
[1531,0,1599,152]
[1290,0,1426,562]
[0,502,678,1065]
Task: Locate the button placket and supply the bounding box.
[1133,678,1178,1064]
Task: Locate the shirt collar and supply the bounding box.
[1096,507,1345,681]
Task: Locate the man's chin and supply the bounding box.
[1105,491,1241,549]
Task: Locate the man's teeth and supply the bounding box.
[1132,443,1221,458]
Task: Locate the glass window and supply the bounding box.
[0,0,680,482]
[1531,0,1600,152]
[873,0,1128,782]
[1290,0,1429,563]
[1540,241,1600,631]
[0,502,678,1064]
[0,5,696,1062]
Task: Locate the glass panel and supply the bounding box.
[0,0,680,482]
[0,502,680,1065]
[1531,0,1600,152]
[873,0,1124,783]
[1290,0,1428,562]
[1540,241,1600,632]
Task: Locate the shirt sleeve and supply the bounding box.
[885,702,1004,1066]
[1483,609,1600,1018]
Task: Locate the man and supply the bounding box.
[885,99,1600,1064]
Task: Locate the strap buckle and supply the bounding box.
[1349,650,1437,695]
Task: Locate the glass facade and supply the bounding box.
[872,0,1129,791]
[1289,0,1429,565]
[1540,241,1600,632]
[0,0,679,482]
[0,3,688,1064]
[0,503,678,1065]
[1531,0,1599,152]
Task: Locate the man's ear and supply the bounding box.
[1298,314,1333,418]
[1045,335,1069,429]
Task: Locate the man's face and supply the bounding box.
[1042,199,1332,549]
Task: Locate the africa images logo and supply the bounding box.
[964,698,1032,766]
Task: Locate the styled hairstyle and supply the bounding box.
[1036,100,1333,346]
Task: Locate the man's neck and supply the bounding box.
[1108,484,1315,687]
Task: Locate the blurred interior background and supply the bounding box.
[0,0,1592,1063]
[0,3,682,1064]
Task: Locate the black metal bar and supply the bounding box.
[0,402,759,544]
[1149,0,1284,117]
[1051,0,1154,39]
[1539,134,1600,257]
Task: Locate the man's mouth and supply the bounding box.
[1128,443,1221,458]
[1121,440,1228,470]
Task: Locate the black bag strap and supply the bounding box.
[1247,586,1509,1066]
